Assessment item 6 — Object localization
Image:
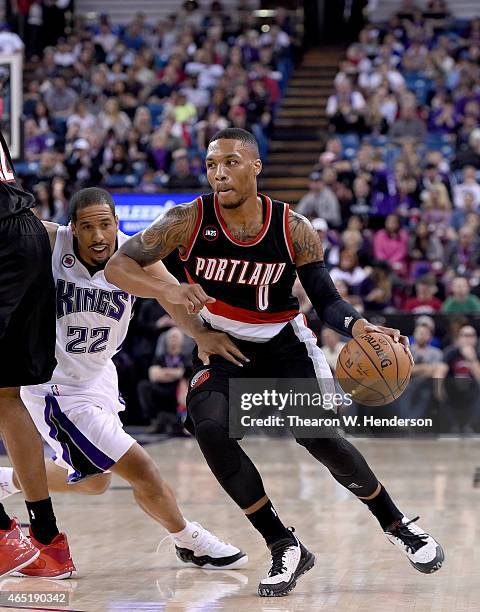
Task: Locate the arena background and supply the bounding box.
[9,0,480,437]
[1,1,480,610]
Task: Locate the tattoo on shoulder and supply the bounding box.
[288,210,324,266]
[121,201,198,266]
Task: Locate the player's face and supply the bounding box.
[72,204,119,266]
[206,139,262,209]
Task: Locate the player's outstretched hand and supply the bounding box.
[162,282,216,314]
[352,321,414,366]
[196,329,250,367]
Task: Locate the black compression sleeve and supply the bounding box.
[296,261,363,337]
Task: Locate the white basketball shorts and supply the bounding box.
[21,380,135,483]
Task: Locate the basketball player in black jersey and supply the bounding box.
[0,130,74,576]
[106,128,444,597]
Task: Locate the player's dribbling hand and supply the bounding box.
[196,329,250,367]
[162,282,216,314]
[352,321,415,366]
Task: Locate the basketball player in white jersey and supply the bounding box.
[0,187,249,578]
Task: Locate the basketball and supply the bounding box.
[336,332,412,407]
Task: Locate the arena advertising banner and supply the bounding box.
[112,192,198,235]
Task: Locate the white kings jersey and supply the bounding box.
[28,225,134,391]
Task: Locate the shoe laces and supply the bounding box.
[188,522,230,555]
[156,522,229,557]
[389,516,428,554]
[268,539,296,577]
[156,532,172,556]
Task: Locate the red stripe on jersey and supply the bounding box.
[214,192,272,246]
[206,300,299,324]
[284,203,295,262]
[179,197,203,262]
[184,269,298,324]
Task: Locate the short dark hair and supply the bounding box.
[208,127,259,157]
[70,187,115,222]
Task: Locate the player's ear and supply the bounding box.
[114,214,119,230]
[254,158,262,176]
[71,222,77,237]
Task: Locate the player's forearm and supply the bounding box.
[147,266,209,339]
[297,262,364,337]
[289,211,365,335]
[157,298,207,339]
[105,252,176,299]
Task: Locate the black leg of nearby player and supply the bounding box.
[0,502,11,529]
[189,391,294,545]
[297,433,444,574]
[189,390,316,596]
[295,434,403,528]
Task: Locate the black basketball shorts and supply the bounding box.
[0,210,57,387]
[186,314,336,406]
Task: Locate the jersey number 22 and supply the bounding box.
[66,326,111,354]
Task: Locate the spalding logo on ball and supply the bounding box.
[336,332,412,406]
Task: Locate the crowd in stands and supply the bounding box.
[10,0,480,433]
[16,1,293,225]
[5,0,71,58]
[297,1,480,313]
[12,1,294,432]
[294,0,480,434]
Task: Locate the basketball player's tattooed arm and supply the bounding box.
[130,202,198,265]
[289,211,413,360]
[106,202,213,315]
[288,210,325,267]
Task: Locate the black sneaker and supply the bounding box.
[258,529,315,597]
[385,516,445,574]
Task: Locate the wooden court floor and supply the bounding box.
[0,437,478,612]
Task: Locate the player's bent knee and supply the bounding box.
[189,391,242,481]
[188,391,229,427]
[295,436,356,473]
[194,418,241,481]
[194,417,228,444]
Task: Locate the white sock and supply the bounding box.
[172,519,200,542]
[0,467,20,499]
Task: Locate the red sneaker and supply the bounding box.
[0,519,39,578]
[13,531,76,579]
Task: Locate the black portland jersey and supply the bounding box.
[182,192,300,342]
[0,131,35,219]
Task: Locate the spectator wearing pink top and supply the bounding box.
[373,214,409,276]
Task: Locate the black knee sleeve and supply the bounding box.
[297,434,378,496]
[188,391,266,508]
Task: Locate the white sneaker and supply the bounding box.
[385,516,444,574]
[258,529,315,597]
[174,522,248,570]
